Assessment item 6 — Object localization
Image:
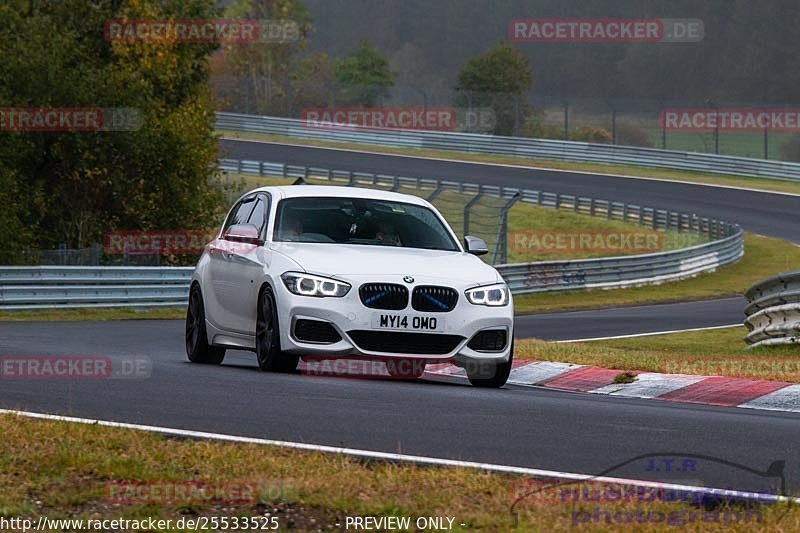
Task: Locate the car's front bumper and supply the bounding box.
[274,275,514,367]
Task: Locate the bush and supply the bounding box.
[520,113,564,140]
[569,125,612,144]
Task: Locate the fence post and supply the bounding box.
[427,180,445,202]
[492,193,521,265]
[463,186,484,237]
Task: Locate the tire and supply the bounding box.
[256,286,299,373]
[385,359,426,379]
[186,284,225,364]
[466,342,513,388]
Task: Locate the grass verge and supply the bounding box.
[0,307,185,322]
[514,233,799,313]
[219,129,800,196]
[0,414,796,531]
[517,326,800,382]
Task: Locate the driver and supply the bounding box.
[374,220,401,246]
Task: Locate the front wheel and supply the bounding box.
[256,286,299,373]
[185,284,225,365]
[466,343,513,388]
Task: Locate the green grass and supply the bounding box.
[517,325,800,382]
[645,128,795,161]
[219,129,800,196]
[1,414,796,531]
[0,307,185,322]
[514,233,800,313]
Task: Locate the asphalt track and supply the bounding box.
[2,142,798,495]
[0,319,798,495]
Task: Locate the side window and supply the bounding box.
[246,194,270,237]
[222,197,256,235]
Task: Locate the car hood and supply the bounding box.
[269,243,501,285]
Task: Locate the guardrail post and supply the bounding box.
[463,186,484,236]
[282,165,288,180]
[390,177,401,192]
[348,171,354,186]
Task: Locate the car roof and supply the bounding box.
[247,185,432,206]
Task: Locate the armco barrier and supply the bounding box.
[216,112,800,182]
[744,271,800,347]
[0,266,193,310]
[0,158,744,310]
[221,156,744,295]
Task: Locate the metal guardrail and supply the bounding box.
[222,156,743,295]
[0,266,192,310]
[216,112,800,182]
[0,157,743,310]
[744,272,800,347]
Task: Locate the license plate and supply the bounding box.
[372,313,444,332]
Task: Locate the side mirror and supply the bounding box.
[464,236,488,256]
[223,223,263,245]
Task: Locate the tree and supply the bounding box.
[213,0,313,115]
[334,41,396,107]
[455,41,533,136]
[0,0,223,262]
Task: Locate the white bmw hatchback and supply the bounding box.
[186,185,514,387]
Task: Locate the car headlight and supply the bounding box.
[465,283,509,307]
[281,272,351,297]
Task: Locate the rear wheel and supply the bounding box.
[466,342,513,388]
[256,286,299,373]
[385,359,426,379]
[186,284,225,364]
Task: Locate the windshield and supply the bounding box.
[273,196,459,251]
